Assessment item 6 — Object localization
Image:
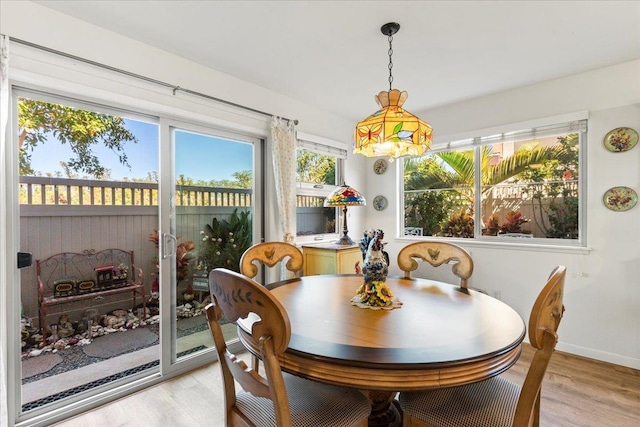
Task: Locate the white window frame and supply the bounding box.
[295,133,346,244]
[401,114,588,249]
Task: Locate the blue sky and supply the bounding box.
[28,119,253,182]
[175,129,253,182]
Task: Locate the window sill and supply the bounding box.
[394,236,591,255]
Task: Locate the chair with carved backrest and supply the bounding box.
[397,241,474,288]
[240,241,303,280]
[206,268,370,427]
[398,265,567,427]
[239,241,303,370]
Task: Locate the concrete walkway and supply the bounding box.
[22,325,233,405]
[22,345,160,404]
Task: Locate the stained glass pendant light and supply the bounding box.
[323,184,366,245]
[354,22,433,162]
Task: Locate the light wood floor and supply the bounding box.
[53,344,640,427]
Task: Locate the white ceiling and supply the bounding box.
[36,1,640,121]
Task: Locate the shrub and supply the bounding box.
[405,191,456,236]
[546,196,578,239]
[199,209,252,273]
[499,210,531,234]
[440,209,474,238]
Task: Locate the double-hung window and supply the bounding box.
[295,135,346,242]
[403,118,586,247]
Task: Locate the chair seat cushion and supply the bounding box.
[237,372,371,426]
[398,376,521,427]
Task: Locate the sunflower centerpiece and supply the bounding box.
[351,229,401,310]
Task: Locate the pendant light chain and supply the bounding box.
[387,33,394,91]
[354,22,433,160]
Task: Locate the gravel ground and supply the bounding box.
[21,320,209,384]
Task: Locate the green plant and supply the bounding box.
[439,209,474,238]
[546,196,578,238]
[199,209,252,272]
[499,210,530,234]
[405,191,449,236]
[482,214,500,236]
[404,189,467,236]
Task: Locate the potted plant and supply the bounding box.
[482,214,501,236]
[499,210,531,235]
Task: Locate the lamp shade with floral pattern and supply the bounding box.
[354,89,432,161]
[324,184,366,245]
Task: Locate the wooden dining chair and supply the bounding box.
[398,265,567,427]
[206,268,371,427]
[239,241,303,370]
[396,241,474,288]
[240,241,304,280]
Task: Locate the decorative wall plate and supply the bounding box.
[603,186,637,211]
[603,127,638,152]
[373,159,388,175]
[373,195,388,211]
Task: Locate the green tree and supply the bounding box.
[296,150,336,185]
[405,144,565,194]
[18,98,138,178]
[231,170,253,188]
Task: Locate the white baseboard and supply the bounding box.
[521,337,640,370]
[555,342,640,370]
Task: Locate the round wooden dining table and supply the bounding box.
[237,274,526,427]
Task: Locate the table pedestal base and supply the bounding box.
[365,390,401,427]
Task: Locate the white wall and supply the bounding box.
[363,60,640,369]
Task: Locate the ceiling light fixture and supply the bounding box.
[354,22,433,162]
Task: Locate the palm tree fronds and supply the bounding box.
[438,150,475,183]
[484,146,563,186]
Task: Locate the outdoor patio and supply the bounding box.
[21,316,236,410]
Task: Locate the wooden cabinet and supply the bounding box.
[302,243,362,276]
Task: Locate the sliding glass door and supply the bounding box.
[11,89,263,424]
[16,89,161,413]
[167,124,261,363]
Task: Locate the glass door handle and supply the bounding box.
[162,233,177,259]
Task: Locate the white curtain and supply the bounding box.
[0,33,10,427]
[270,117,297,279]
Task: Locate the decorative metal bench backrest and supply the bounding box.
[37,249,136,297]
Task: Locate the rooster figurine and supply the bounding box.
[353,229,395,307]
[361,229,389,284]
